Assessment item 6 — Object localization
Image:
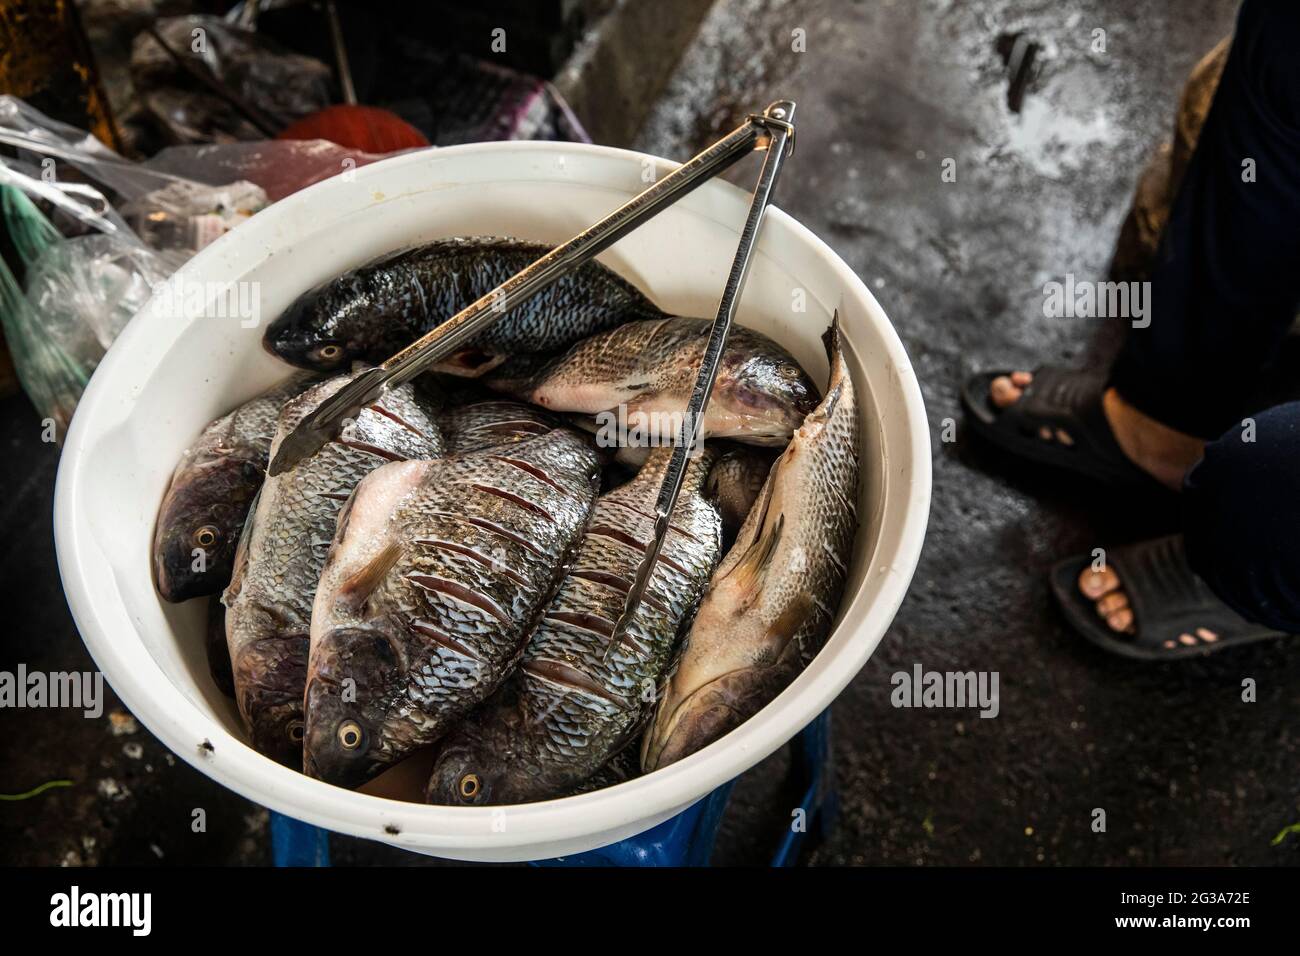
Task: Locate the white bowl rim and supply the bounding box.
[54,139,931,858]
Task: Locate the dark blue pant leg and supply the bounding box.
[1109,0,1300,440]
[1183,402,1300,632]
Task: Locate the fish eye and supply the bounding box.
[337,720,363,750]
[287,720,305,743]
[459,773,481,800]
[193,525,220,548]
[314,343,344,363]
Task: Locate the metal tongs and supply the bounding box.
[269,100,797,646]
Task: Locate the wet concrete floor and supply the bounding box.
[3,0,1297,866]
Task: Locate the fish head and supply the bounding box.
[424,737,498,805]
[424,732,533,806]
[641,589,794,771]
[231,628,311,768]
[264,277,399,371]
[153,456,261,601]
[642,495,805,770]
[642,667,778,771]
[303,626,404,788]
[713,344,820,444]
[424,699,536,806]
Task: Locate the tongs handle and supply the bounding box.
[605,100,796,658]
[268,102,790,476]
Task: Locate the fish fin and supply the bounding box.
[338,541,403,610]
[765,591,814,655]
[821,311,841,363]
[729,511,784,601]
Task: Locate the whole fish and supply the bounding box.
[223,372,443,767]
[641,321,860,772]
[486,316,820,447]
[426,447,722,806]
[263,236,663,376]
[303,428,602,788]
[153,373,317,602]
[438,399,559,455]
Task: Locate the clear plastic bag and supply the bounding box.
[25,234,182,362]
[0,94,186,202]
[119,178,267,255]
[0,185,87,436]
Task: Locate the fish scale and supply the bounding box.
[223,371,444,768]
[425,446,722,806]
[302,427,601,788]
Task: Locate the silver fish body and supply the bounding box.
[223,372,444,767]
[303,428,602,788]
[486,316,820,446]
[426,447,722,806]
[153,373,317,602]
[642,321,860,772]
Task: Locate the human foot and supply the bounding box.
[1076,564,1221,650]
[989,372,1204,491]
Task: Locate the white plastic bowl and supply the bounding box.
[54,141,930,862]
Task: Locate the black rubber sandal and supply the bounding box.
[1050,534,1290,660]
[961,365,1155,488]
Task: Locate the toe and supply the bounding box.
[1105,607,1134,633]
[1178,633,1197,646]
[990,376,1023,409]
[1010,370,1033,387]
[1078,566,1120,600]
[1095,591,1129,616]
[1196,627,1219,643]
